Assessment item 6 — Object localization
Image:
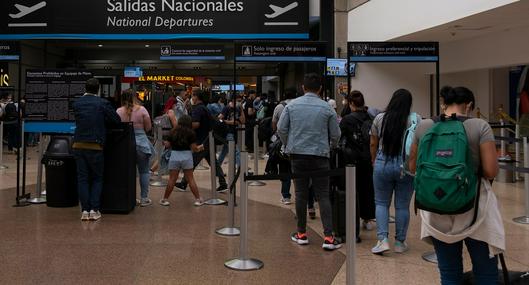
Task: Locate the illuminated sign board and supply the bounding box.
[138,75,194,82]
[0,63,9,87]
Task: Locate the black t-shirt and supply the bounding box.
[170,129,196,151]
[221,106,240,136]
[244,99,255,122]
[191,103,211,144]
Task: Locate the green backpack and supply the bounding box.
[414,115,478,215]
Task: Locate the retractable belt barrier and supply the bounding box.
[495,135,523,144]
[490,124,516,129]
[245,168,345,182]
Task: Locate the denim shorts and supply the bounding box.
[168,150,193,170]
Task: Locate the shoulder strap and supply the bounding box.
[499,253,510,284]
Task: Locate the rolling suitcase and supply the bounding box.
[101,123,137,214]
[330,148,360,243]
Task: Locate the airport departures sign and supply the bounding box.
[0,41,20,60]
[348,42,439,62]
[235,41,326,62]
[0,0,309,40]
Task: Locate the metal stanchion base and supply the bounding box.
[216,227,240,236]
[150,179,168,187]
[513,216,529,224]
[225,258,264,271]
[248,181,266,187]
[422,251,438,264]
[28,197,46,204]
[205,198,227,205]
[13,199,31,207]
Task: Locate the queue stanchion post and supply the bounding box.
[0,121,7,170]
[513,136,529,224]
[216,140,240,236]
[516,124,521,181]
[248,124,265,186]
[205,131,226,205]
[150,123,167,187]
[345,166,356,285]
[241,124,246,152]
[500,119,506,157]
[28,133,46,204]
[225,151,263,270]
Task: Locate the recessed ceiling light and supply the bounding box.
[145,44,150,48]
[97,44,103,48]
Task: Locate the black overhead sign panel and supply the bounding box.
[0,41,20,60]
[348,42,439,62]
[235,41,327,62]
[160,45,225,60]
[0,0,309,40]
[25,70,93,121]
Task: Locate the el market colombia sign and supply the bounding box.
[0,0,308,40]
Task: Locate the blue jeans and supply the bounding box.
[218,133,240,167]
[373,153,414,241]
[137,150,151,199]
[432,238,498,285]
[74,149,104,212]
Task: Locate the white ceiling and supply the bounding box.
[396,0,529,43]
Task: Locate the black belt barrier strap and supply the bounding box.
[490,124,516,129]
[245,168,345,182]
[494,135,523,143]
[498,163,529,174]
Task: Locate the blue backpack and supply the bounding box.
[401,112,419,174]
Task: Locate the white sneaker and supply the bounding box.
[194,199,204,207]
[362,219,375,231]
[280,198,292,205]
[371,238,390,254]
[159,199,170,206]
[89,210,101,221]
[394,240,409,253]
[80,211,90,221]
[140,198,152,207]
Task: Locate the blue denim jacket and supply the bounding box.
[73,94,121,146]
[277,93,341,158]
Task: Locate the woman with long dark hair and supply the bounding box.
[370,89,419,254]
[117,89,154,206]
[159,115,205,206]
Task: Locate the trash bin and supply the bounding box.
[497,156,516,183]
[43,136,78,207]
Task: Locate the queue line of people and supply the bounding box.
[72,76,504,284]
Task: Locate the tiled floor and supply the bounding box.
[1,146,529,284]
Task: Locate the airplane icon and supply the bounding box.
[9,1,47,19]
[265,2,298,19]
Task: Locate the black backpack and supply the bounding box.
[340,111,373,163]
[4,102,18,121]
[201,104,228,146]
[258,117,273,142]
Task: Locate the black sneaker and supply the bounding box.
[216,184,228,193]
[291,232,309,245]
[174,182,187,191]
[322,236,342,251]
